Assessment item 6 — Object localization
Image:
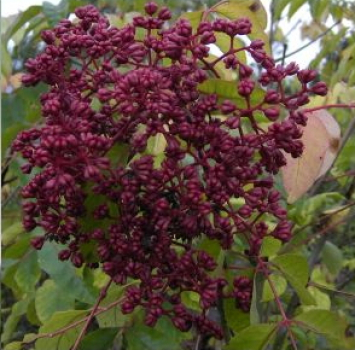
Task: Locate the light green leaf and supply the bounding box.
[181,291,201,311]
[214,32,247,64]
[321,241,343,275]
[224,299,250,332]
[262,274,287,302]
[4,342,22,350]
[34,310,88,350]
[301,286,331,312]
[198,78,265,107]
[271,254,316,305]
[1,42,12,78]
[180,11,203,31]
[295,309,348,346]
[225,324,276,350]
[1,299,31,343]
[15,250,41,292]
[260,237,282,258]
[2,222,24,246]
[96,285,126,328]
[35,280,75,323]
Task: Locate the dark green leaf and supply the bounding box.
[78,328,119,350]
[125,315,189,350]
[43,0,69,26]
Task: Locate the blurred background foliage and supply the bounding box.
[1,0,355,349]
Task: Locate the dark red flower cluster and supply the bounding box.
[13,2,327,338]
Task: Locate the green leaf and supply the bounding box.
[35,280,75,323]
[198,78,265,108]
[288,0,307,19]
[271,254,316,305]
[180,11,203,31]
[224,299,250,332]
[125,315,189,350]
[15,250,41,292]
[225,324,276,350]
[1,42,12,78]
[4,342,23,350]
[301,286,331,312]
[4,236,32,259]
[321,241,343,275]
[294,310,348,346]
[4,6,42,42]
[274,0,290,19]
[262,274,287,302]
[34,310,88,350]
[260,237,281,258]
[78,328,118,350]
[1,299,31,343]
[250,272,264,324]
[96,285,126,328]
[214,1,271,54]
[43,0,69,26]
[2,221,24,246]
[38,243,96,304]
[214,32,247,64]
[181,291,201,311]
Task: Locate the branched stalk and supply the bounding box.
[72,279,113,350]
[23,280,120,346]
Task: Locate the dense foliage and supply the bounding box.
[2,1,355,350]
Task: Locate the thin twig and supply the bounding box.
[72,279,113,350]
[275,20,341,62]
[24,283,122,345]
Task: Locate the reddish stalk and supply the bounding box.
[304,103,355,113]
[258,259,298,350]
[73,278,113,350]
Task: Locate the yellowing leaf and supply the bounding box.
[9,73,24,90]
[316,110,341,177]
[281,110,341,203]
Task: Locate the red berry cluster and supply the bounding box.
[13,2,327,338]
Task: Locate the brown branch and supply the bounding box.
[23,282,122,345]
[72,279,113,350]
